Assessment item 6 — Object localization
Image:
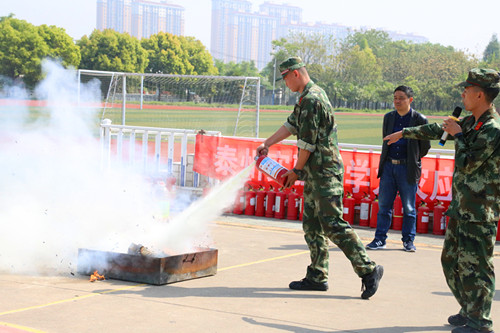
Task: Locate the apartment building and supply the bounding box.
[210,0,428,69]
[96,0,184,39]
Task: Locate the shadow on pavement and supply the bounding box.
[93,283,360,301]
[241,317,451,332]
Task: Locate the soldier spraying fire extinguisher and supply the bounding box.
[255,56,383,300]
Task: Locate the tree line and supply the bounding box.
[0,15,218,88]
[262,31,500,112]
[1,14,499,111]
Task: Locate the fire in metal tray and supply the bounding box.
[77,245,218,285]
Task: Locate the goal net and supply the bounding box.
[77,70,261,138]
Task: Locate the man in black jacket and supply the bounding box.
[366,86,431,252]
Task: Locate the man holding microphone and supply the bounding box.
[384,68,500,333]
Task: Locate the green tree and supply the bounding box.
[483,34,500,63]
[343,29,392,58]
[215,59,260,77]
[262,28,479,111]
[141,32,193,74]
[0,16,47,86]
[408,44,473,110]
[178,36,218,75]
[77,29,148,73]
[261,34,337,91]
[336,45,382,87]
[376,41,475,110]
[38,24,80,68]
[285,32,336,65]
[481,56,500,71]
[0,15,80,87]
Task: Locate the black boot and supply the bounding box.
[361,265,384,299]
[289,278,328,291]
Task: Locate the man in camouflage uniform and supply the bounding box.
[384,68,500,333]
[256,57,383,299]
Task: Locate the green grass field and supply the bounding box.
[260,111,449,149]
[0,103,453,149]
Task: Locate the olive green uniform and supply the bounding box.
[284,80,376,283]
[403,106,500,331]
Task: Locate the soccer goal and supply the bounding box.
[77,69,261,138]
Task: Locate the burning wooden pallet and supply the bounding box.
[77,247,218,285]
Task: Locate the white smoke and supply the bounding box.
[0,60,250,276]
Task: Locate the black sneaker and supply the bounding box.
[403,240,416,252]
[366,239,386,250]
[361,265,384,299]
[289,278,328,291]
[448,313,468,326]
[451,325,494,333]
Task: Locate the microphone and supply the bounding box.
[438,107,462,146]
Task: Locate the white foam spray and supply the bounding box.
[0,60,252,275]
[141,162,255,254]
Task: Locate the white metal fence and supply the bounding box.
[100,119,221,188]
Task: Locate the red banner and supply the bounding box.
[193,134,454,206]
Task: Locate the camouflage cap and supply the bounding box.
[276,56,305,81]
[458,68,500,89]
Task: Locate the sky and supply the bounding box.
[1,0,499,59]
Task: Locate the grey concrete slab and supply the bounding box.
[0,215,499,333]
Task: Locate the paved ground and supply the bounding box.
[0,215,499,333]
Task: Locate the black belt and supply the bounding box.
[388,158,406,165]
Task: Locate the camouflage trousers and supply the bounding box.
[302,190,376,283]
[441,219,497,330]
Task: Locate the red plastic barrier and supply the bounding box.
[193,134,456,212]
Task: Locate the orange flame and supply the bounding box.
[89,270,105,282]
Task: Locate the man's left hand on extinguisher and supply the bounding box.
[283,169,298,188]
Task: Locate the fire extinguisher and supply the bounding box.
[233,189,245,215]
[286,189,300,220]
[343,192,355,225]
[299,195,304,221]
[369,195,379,228]
[255,187,266,217]
[244,186,256,216]
[274,188,287,219]
[392,194,403,230]
[265,186,276,218]
[359,193,371,227]
[433,200,446,235]
[255,155,289,186]
[416,201,431,234]
[496,217,500,241]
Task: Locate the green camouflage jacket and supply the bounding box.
[403,107,500,222]
[284,80,344,196]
